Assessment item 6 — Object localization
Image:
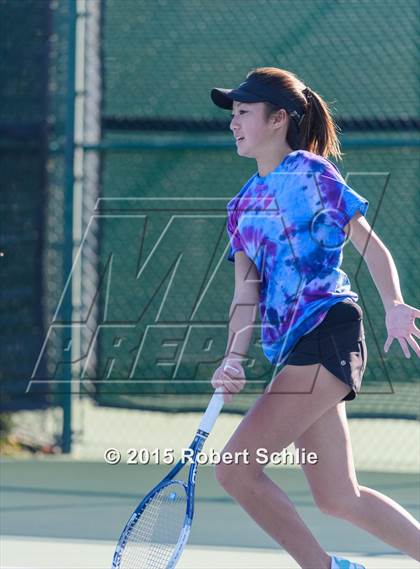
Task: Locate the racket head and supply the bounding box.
[112,479,191,569]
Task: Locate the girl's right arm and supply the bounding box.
[212,251,260,401]
[224,250,260,366]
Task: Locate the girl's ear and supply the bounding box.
[271,108,288,129]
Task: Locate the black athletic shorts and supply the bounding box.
[284,299,367,401]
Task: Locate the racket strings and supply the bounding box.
[119,482,187,569]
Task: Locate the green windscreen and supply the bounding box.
[90,0,419,420]
[0,0,50,410]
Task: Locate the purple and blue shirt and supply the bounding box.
[226,150,369,366]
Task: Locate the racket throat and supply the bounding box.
[196,429,209,440]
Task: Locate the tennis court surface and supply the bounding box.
[1,457,419,568]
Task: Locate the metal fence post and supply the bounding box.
[61,0,78,454]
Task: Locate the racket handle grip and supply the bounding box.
[198,387,224,435]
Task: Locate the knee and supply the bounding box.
[214,461,240,493]
[214,460,259,495]
[314,490,360,519]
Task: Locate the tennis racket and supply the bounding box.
[111,378,231,569]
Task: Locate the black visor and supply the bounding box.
[211,75,304,117]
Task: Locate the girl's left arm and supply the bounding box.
[345,211,420,358]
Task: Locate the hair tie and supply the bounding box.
[289,110,305,127]
[303,87,313,103]
[290,88,312,127]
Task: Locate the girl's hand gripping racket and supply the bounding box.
[111,377,231,569]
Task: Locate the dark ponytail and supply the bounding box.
[247,67,343,161]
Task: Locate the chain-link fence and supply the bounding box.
[1,0,419,462]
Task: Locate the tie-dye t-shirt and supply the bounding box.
[226,149,369,366]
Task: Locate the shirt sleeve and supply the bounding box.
[226,199,245,263]
[317,159,369,229]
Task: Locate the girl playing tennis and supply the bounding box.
[210,67,420,569]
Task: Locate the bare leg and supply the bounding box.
[215,363,351,569]
[223,470,330,568]
[295,401,420,560]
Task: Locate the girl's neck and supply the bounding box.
[257,144,294,178]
